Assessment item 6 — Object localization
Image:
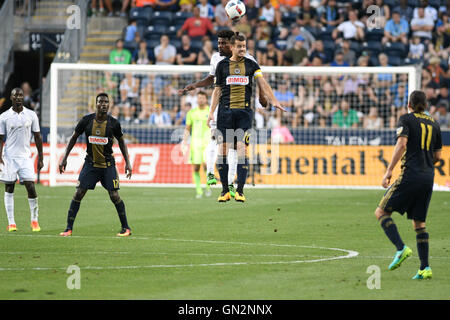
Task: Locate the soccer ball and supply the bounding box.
[225,0,246,22]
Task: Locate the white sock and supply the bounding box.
[206,139,218,175]
[4,192,15,225]
[28,198,39,222]
[228,148,238,185]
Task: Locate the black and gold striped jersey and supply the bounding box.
[214,56,263,109]
[75,113,123,168]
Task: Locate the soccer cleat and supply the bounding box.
[59,229,72,237]
[228,184,236,198]
[117,228,132,237]
[388,245,412,270]
[7,224,17,232]
[218,191,231,202]
[235,192,246,202]
[412,267,432,280]
[31,221,41,232]
[207,173,217,185]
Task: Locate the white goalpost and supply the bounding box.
[45,62,440,189]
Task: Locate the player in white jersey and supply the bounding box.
[179,30,272,198]
[0,88,44,232]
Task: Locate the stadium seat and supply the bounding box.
[281,11,297,26]
[172,11,192,26]
[387,55,403,66]
[349,41,362,56]
[365,28,384,42]
[428,0,440,8]
[129,7,153,25]
[369,55,379,66]
[407,0,420,7]
[190,39,203,51]
[383,0,397,7]
[363,41,383,56]
[322,40,335,52]
[383,42,407,58]
[143,25,167,41]
[123,41,138,53]
[171,39,182,50]
[146,39,160,50]
[165,25,178,38]
[318,26,334,41]
[150,11,173,27]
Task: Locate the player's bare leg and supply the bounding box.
[4,183,16,231]
[23,181,40,231]
[60,188,87,236]
[108,190,131,236]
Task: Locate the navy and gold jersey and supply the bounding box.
[396,112,442,182]
[214,56,263,109]
[75,114,123,168]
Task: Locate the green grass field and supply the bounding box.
[0,185,448,300]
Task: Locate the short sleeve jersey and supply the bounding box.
[75,114,123,168]
[214,56,263,109]
[186,107,210,147]
[0,107,40,159]
[396,112,442,181]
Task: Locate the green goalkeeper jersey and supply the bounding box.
[186,106,210,148]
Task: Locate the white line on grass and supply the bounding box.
[0,234,359,271]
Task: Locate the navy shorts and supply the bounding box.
[378,178,433,222]
[217,107,252,145]
[77,161,120,191]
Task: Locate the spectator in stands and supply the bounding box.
[245,0,260,27]
[374,0,390,28]
[258,42,283,66]
[20,82,37,111]
[158,84,180,115]
[124,19,138,43]
[136,80,155,124]
[330,51,350,67]
[287,24,315,51]
[179,0,196,12]
[197,38,215,65]
[426,56,447,87]
[174,102,191,126]
[332,9,365,44]
[177,6,215,39]
[155,0,178,11]
[255,16,272,51]
[363,106,383,129]
[332,99,359,128]
[437,83,450,106]
[410,7,434,42]
[408,35,425,60]
[425,84,439,114]
[315,80,339,127]
[426,12,450,62]
[412,1,438,22]
[432,101,450,128]
[278,0,301,15]
[154,34,177,65]
[215,0,232,28]
[284,35,309,66]
[117,73,140,123]
[233,15,253,39]
[176,34,198,65]
[356,82,378,116]
[340,39,356,66]
[374,53,394,88]
[320,0,343,27]
[102,71,120,106]
[392,0,413,22]
[272,26,290,52]
[297,0,318,28]
[259,0,278,26]
[110,39,132,64]
[133,40,154,64]
[149,103,172,127]
[382,10,409,45]
[271,112,295,144]
[389,81,408,128]
[308,40,329,65]
[343,74,364,96]
[197,0,214,20]
[91,0,114,17]
[274,82,295,113]
[247,38,257,57]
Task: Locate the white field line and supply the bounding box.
[0,234,359,271]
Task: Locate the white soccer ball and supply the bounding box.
[225,0,246,22]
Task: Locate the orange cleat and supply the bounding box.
[117,228,132,237]
[31,220,41,232]
[59,229,72,237]
[7,224,17,232]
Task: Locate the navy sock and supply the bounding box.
[115,200,129,229]
[216,155,228,193]
[67,200,80,230]
[379,215,404,251]
[416,228,429,270]
[236,156,248,194]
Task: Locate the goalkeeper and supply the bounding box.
[181,91,212,198]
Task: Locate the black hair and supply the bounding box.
[230,32,246,45]
[409,90,427,113]
[217,29,235,40]
[96,92,109,103]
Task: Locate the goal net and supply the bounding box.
[42,63,449,189]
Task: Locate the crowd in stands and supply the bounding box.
[99,0,450,131]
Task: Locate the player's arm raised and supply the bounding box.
[178,75,214,95]
[59,130,82,174]
[117,136,132,179]
[256,75,286,112]
[382,136,407,188]
[207,86,221,128]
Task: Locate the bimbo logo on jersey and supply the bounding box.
[226,76,249,85]
[88,136,108,145]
